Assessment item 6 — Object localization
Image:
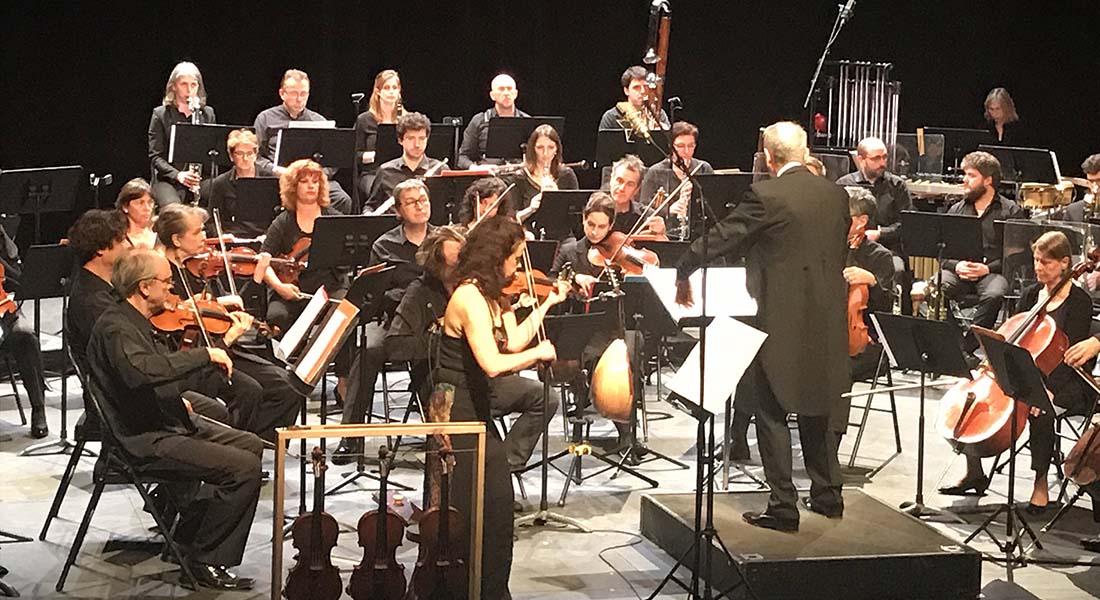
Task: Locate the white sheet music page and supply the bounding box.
[644,266,758,321]
[296,299,359,385]
[667,316,766,412]
[274,287,330,363]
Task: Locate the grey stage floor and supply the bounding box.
[3,298,1100,598]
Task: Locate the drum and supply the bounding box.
[1019,182,1073,209]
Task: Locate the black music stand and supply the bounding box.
[309,215,397,271]
[18,244,81,458]
[274,127,357,211]
[900,210,984,321]
[692,173,751,232]
[231,177,281,234]
[979,144,1061,185]
[527,189,597,241]
[524,240,559,273]
[871,313,972,520]
[595,129,666,168]
[964,332,1056,576]
[169,124,245,182]
[634,240,690,268]
[485,116,566,161]
[424,174,483,226]
[922,127,991,174]
[0,165,81,245]
[374,123,460,168]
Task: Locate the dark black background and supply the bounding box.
[2,0,1098,239]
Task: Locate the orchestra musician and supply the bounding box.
[510,124,579,224]
[458,176,511,226]
[354,69,406,199]
[676,121,849,531]
[432,215,565,599]
[940,151,1026,360]
[157,204,302,443]
[365,111,443,212]
[458,73,530,169]
[984,87,1022,145]
[116,178,157,249]
[332,178,436,464]
[940,232,1096,515]
[639,121,715,240]
[260,158,353,399]
[1051,153,1100,223]
[598,65,670,132]
[0,223,50,439]
[148,61,215,208]
[204,128,276,237]
[252,69,352,214]
[606,154,666,237]
[86,247,261,591]
[805,155,827,178]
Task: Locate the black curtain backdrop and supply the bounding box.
[2,0,1098,240]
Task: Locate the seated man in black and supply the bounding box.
[366,112,443,212]
[457,73,531,169]
[604,154,666,238]
[940,151,1026,357]
[204,128,276,237]
[86,248,261,590]
[598,65,670,133]
[551,192,646,458]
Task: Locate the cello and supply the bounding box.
[937,250,1100,457]
[348,445,408,600]
[846,222,871,357]
[284,447,342,600]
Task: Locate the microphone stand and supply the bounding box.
[802,1,857,109]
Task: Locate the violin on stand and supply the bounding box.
[348,445,408,600]
[284,447,342,600]
[408,448,467,600]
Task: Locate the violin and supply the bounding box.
[846,223,871,357]
[0,262,16,317]
[408,448,468,600]
[348,445,408,600]
[500,264,575,306]
[275,237,312,284]
[587,231,660,276]
[284,447,343,600]
[151,293,276,341]
[185,248,303,282]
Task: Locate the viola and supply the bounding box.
[0,262,16,317]
[409,448,468,600]
[587,230,660,276]
[846,224,871,357]
[184,248,303,281]
[348,445,408,600]
[284,447,343,600]
[276,237,312,284]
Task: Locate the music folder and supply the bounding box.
[274,286,360,387]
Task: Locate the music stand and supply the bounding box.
[870,313,972,520]
[485,116,565,161]
[595,129,666,168]
[634,241,690,268]
[921,127,991,173]
[527,190,597,241]
[900,210,984,320]
[424,173,483,226]
[374,123,460,168]
[0,166,81,245]
[231,177,281,233]
[169,124,246,181]
[524,240,558,273]
[964,332,1055,576]
[309,215,397,270]
[978,144,1061,185]
[693,173,751,226]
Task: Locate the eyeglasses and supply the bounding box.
[401,198,430,208]
[144,276,174,286]
[232,150,257,159]
[672,143,696,151]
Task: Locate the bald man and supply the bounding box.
[457,74,531,169]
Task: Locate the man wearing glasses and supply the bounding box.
[639,121,715,240]
[204,128,275,236]
[252,69,352,213]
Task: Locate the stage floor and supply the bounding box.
[2,298,1100,598]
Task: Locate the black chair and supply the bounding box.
[846,346,903,468]
[54,363,199,592]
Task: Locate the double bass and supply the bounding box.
[284,447,342,600]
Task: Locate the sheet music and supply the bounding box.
[296,299,359,385]
[666,316,766,411]
[168,124,178,163]
[644,266,758,320]
[274,287,329,363]
[287,120,336,129]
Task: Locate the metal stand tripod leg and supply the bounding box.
[899,370,965,523]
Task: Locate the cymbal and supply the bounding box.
[1067,176,1092,188]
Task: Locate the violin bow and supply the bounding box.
[171,261,231,385]
[469,182,517,230]
[210,208,240,299]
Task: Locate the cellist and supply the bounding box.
[940,231,1097,516]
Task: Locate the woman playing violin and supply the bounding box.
[510,124,578,224]
[434,215,565,599]
[156,204,301,443]
[117,178,157,249]
[940,231,1096,513]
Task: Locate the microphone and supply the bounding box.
[187,95,201,111]
[666,96,683,111]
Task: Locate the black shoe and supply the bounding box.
[185,562,255,591]
[1081,536,1100,553]
[30,410,48,439]
[938,475,990,496]
[963,352,981,371]
[330,438,362,466]
[800,496,843,518]
[513,500,524,513]
[1025,502,1054,516]
[742,510,798,533]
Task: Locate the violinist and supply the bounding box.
[457,73,530,169]
[204,128,276,237]
[158,204,301,443]
[598,65,670,132]
[606,154,666,238]
[510,124,579,224]
[148,61,215,207]
[332,179,436,464]
[117,178,157,249]
[639,121,714,240]
[365,112,443,212]
[260,158,354,400]
[940,231,1097,514]
[458,176,511,227]
[354,69,406,199]
[434,215,565,599]
[940,151,1026,361]
[86,247,261,591]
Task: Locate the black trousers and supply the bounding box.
[940,270,1009,351]
[491,374,558,470]
[747,360,843,521]
[233,352,303,443]
[143,417,263,566]
[0,313,45,412]
[184,366,265,440]
[573,329,645,441]
[1029,380,1095,474]
[342,322,387,426]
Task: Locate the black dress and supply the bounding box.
[430,323,513,600]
